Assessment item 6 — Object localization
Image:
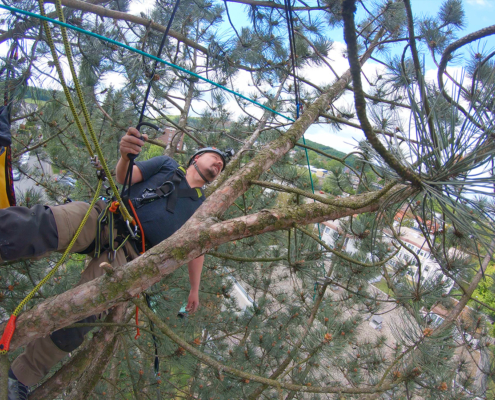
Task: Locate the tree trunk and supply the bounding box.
[29,304,126,400]
[3,183,412,352]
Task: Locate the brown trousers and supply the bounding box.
[9,201,137,386]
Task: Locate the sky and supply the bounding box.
[210,0,495,153]
[129,0,495,154]
[3,0,493,154]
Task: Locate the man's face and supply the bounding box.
[195,152,224,181]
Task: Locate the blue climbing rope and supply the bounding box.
[0,4,294,123]
[283,0,326,296]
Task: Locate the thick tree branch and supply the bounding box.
[342,0,422,188]
[207,252,286,263]
[29,305,125,400]
[2,184,414,351]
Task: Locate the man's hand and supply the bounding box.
[115,127,148,184]
[119,127,148,162]
[186,289,200,313]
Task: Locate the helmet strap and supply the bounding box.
[192,160,211,184]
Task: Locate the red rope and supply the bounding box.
[127,200,145,254]
[135,294,140,340]
[0,315,17,353]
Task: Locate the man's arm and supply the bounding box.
[115,127,148,184]
[186,255,204,312]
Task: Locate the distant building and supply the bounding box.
[320,219,458,293]
[156,126,183,151]
[321,219,358,254]
[315,168,328,177]
[385,225,457,292]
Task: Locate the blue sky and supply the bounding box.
[209,0,495,152]
[2,0,491,154]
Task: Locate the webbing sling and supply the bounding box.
[130,166,204,213]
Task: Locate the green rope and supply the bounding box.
[1,4,294,123]
[4,4,324,275]
[35,3,95,159]
[3,3,321,218]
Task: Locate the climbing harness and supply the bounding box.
[0,0,323,355]
[93,201,132,261]
[132,166,204,213]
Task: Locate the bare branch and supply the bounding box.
[342,0,422,188]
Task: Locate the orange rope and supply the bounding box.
[135,294,140,340]
[127,200,145,254]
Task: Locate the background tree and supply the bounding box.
[1,0,495,399]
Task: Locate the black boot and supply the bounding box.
[7,369,29,400]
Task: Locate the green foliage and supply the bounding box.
[473,263,495,320]
[140,143,164,161]
[3,0,495,398]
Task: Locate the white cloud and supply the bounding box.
[305,124,364,154]
[466,0,491,6]
[100,71,127,89]
[128,0,155,15]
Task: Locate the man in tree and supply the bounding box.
[3,127,230,399]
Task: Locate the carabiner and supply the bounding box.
[108,250,116,262]
[126,220,138,239]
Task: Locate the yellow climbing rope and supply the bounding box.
[0,0,137,353]
[37,1,94,159]
[38,0,133,224]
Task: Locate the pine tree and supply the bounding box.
[1,0,495,398]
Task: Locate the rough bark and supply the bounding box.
[65,336,119,400]
[29,304,125,400]
[1,184,414,352]
[2,34,387,352]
